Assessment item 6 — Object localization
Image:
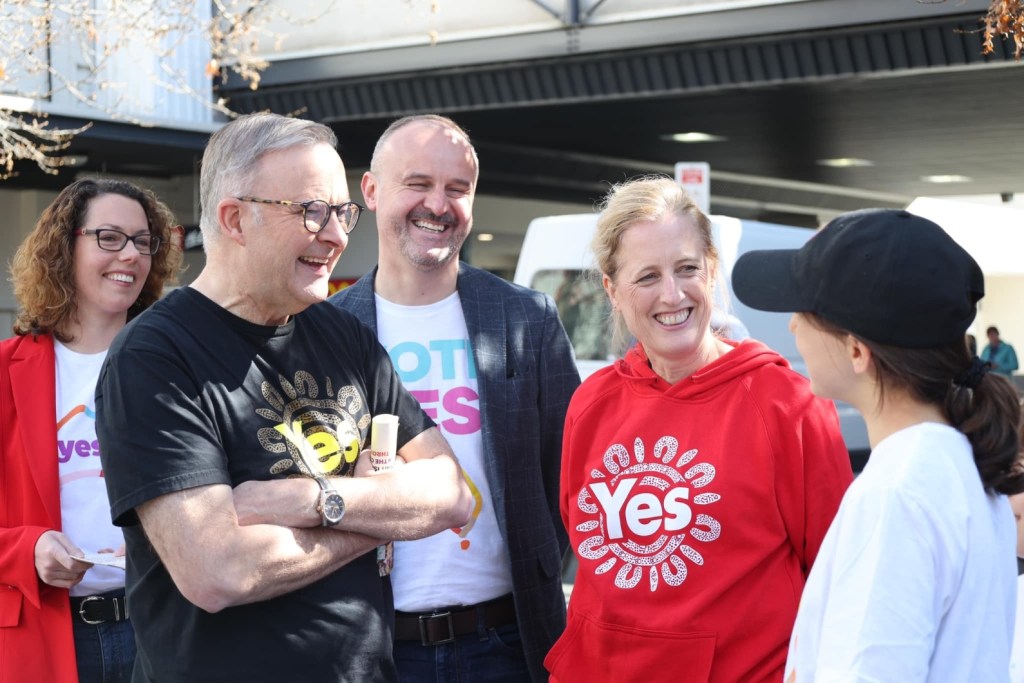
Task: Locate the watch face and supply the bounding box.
[321,491,345,525]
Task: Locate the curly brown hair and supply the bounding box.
[9,177,183,341]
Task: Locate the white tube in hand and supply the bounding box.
[371,414,399,577]
[370,414,398,472]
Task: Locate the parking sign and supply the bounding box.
[675,162,710,214]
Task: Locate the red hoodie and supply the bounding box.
[546,340,852,683]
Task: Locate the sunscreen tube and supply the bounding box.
[370,414,399,472]
[371,414,399,576]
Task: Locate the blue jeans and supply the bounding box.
[393,620,532,683]
[71,608,137,683]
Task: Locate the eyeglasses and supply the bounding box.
[236,196,364,234]
[75,228,162,255]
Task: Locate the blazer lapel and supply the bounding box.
[344,270,379,334]
[456,265,509,527]
[9,336,61,526]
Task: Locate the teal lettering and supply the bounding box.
[430,339,464,380]
[390,342,431,383]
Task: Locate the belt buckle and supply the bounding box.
[78,596,105,625]
[418,611,455,646]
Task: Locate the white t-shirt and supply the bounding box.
[786,422,1017,682]
[376,292,514,610]
[1012,573,1024,682]
[54,341,125,596]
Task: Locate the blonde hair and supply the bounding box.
[593,175,718,350]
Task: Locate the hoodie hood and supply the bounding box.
[614,338,790,400]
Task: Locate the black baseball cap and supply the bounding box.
[731,209,984,348]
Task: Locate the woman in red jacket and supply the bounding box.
[0,178,181,683]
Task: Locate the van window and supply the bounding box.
[531,269,614,362]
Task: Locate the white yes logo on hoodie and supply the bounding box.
[575,435,722,591]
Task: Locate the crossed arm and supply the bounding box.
[139,426,471,613]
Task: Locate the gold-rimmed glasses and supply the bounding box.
[236,196,364,234]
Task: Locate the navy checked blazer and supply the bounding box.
[330,261,580,682]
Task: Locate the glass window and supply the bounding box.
[530,269,614,362]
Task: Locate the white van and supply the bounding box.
[512,213,870,470]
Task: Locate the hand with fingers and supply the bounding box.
[34,530,93,589]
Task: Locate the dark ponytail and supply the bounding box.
[869,340,1023,495]
[806,314,1024,494]
[944,368,1024,495]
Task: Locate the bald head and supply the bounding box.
[361,115,478,287]
[370,115,479,180]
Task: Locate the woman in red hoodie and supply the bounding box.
[544,176,852,683]
[0,178,181,683]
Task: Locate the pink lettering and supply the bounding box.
[410,390,440,420]
[409,387,481,436]
[441,387,481,435]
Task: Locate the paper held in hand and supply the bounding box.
[69,552,126,570]
[372,414,399,576]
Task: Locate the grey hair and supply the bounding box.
[369,114,479,178]
[199,113,338,247]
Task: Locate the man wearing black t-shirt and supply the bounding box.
[96,113,472,683]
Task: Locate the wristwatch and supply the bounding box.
[314,476,345,527]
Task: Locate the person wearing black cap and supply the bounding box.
[733,208,1024,682]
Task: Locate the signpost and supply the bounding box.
[675,162,710,215]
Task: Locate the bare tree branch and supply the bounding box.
[0,109,89,178]
[0,0,334,177]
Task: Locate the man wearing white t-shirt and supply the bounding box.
[331,115,580,682]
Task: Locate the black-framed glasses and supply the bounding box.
[236,196,364,234]
[75,228,162,255]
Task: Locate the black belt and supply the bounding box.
[394,594,517,646]
[70,590,129,625]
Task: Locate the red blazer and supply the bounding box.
[0,334,78,683]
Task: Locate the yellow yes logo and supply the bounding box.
[274,420,359,475]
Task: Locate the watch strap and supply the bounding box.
[314,476,344,527]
